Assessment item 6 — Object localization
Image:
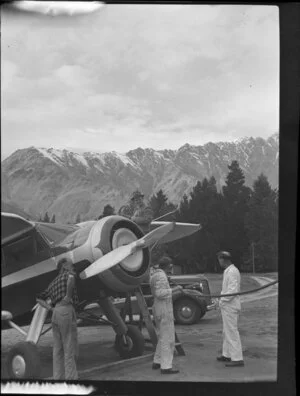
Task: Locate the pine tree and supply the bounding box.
[166,193,195,274]
[222,161,252,268]
[178,194,190,222]
[185,177,225,273]
[244,174,278,272]
[43,212,50,223]
[76,214,81,223]
[149,189,176,220]
[149,189,168,219]
[51,214,56,223]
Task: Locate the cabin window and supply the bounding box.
[73,226,92,248]
[3,235,35,268]
[34,231,50,252]
[2,229,53,276]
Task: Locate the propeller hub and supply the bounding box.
[112,228,143,272]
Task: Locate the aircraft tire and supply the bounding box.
[6,341,41,379]
[114,324,145,359]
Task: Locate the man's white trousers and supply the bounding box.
[153,315,175,369]
[221,305,243,361]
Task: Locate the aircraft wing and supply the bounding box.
[149,221,201,244]
[142,222,175,246]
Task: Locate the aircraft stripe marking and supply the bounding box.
[2,257,57,288]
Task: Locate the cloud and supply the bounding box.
[1,60,18,91]
[54,64,92,88]
[1,4,279,158]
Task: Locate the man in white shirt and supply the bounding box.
[216,251,244,367]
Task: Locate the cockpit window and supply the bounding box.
[3,235,35,267]
[2,229,52,275]
[73,224,94,248]
[35,231,50,252]
[58,223,94,249]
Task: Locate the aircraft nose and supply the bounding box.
[112,228,143,272]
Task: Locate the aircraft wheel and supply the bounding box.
[115,324,145,359]
[6,342,41,379]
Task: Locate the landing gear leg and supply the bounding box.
[6,304,49,379]
[98,294,145,359]
[115,324,145,359]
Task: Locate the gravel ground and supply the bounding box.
[1,273,278,382]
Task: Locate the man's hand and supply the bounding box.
[172,285,183,297]
[219,299,225,309]
[36,298,53,311]
[212,298,220,309]
[62,296,72,304]
[173,285,183,292]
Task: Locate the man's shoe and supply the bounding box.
[152,363,160,370]
[161,368,180,374]
[216,355,231,362]
[225,360,244,367]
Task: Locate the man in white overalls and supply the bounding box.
[150,256,182,374]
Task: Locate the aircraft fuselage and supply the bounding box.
[2,215,150,324]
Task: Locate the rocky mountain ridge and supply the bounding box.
[1,133,279,223]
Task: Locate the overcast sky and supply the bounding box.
[1,4,279,158]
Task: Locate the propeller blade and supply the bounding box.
[150,221,201,244]
[142,222,176,247]
[80,221,193,280]
[80,241,139,280]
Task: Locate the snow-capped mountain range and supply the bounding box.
[1,133,279,223]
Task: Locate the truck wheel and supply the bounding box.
[174,298,202,325]
[6,342,41,379]
[115,324,145,359]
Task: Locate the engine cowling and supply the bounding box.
[83,216,150,293]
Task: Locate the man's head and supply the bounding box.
[57,257,75,274]
[217,251,232,270]
[158,256,173,275]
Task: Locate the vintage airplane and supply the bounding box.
[1,211,201,379]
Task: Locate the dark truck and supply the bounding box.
[114,274,216,325]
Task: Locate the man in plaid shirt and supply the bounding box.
[37,257,79,380]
